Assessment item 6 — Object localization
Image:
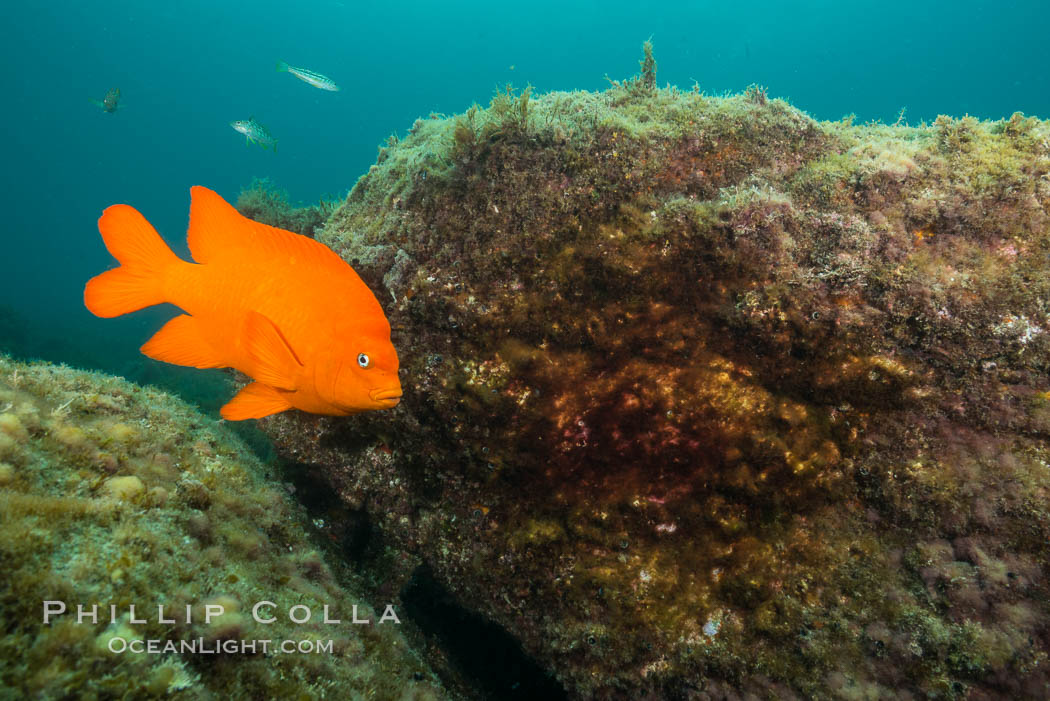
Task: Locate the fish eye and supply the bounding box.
[357,353,371,368]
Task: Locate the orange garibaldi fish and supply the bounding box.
[84,186,402,421]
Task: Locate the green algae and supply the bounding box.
[254,54,1050,698]
[235,177,337,238]
[0,356,444,700]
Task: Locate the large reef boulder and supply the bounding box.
[258,80,1050,699]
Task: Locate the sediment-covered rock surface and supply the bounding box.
[0,356,444,700]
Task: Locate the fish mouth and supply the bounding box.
[369,387,403,405]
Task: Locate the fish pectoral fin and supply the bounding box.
[220,382,292,420]
[141,314,225,368]
[244,310,302,390]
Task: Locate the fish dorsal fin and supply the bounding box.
[186,185,345,271]
[244,310,302,390]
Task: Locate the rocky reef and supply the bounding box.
[0,356,444,699]
[254,55,1050,700]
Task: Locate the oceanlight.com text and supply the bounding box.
[106,637,335,655]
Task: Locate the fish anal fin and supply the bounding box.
[221,382,292,420]
[244,310,301,390]
[141,314,225,368]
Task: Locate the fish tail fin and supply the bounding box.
[84,204,181,318]
[276,60,289,72]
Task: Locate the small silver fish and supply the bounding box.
[277,61,340,92]
[230,116,278,152]
[90,88,121,113]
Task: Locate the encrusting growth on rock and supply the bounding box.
[257,45,1050,700]
[0,355,443,699]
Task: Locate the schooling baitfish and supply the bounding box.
[84,186,402,420]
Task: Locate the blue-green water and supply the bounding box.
[2,0,1048,389]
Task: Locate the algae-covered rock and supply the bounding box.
[0,356,444,700]
[258,74,1050,698]
[234,177,337,239]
